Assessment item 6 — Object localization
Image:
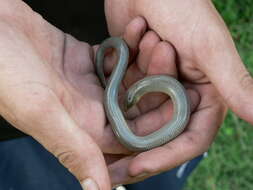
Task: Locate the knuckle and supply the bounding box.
[54,144,99,182]
[141,163,157,174]
[56,149,87,181]
[57,150,80,172]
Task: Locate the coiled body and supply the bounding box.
[95,37,190,151]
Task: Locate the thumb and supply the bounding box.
[0,89,111,190]
[198,29,253,124]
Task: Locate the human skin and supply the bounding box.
[105,0,253,185]
[0,0,202,189]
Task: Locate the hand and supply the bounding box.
[0,1,150,189]
[104,0,250,185]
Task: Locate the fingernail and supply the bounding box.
[81,178,99,190]
[136,172,149,178]
[115,185,127,190]
[112,184,122,189]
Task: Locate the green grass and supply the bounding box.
[184,0,253,189]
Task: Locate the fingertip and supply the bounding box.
[128,154,144,177]
[139,31,160,52]
[128,16,147,36]
[123,16,147,54]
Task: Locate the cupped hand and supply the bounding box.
[0,2,110,189]
[104,0,247,185]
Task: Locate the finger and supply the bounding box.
[137,31,161,74]
[0,89,111,190]
[103,16,147,75]
[122,16,147,62]
[147,41,177,77]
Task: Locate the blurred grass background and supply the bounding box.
[185,0,253,189]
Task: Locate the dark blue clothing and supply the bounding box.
[0,137,203,190]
